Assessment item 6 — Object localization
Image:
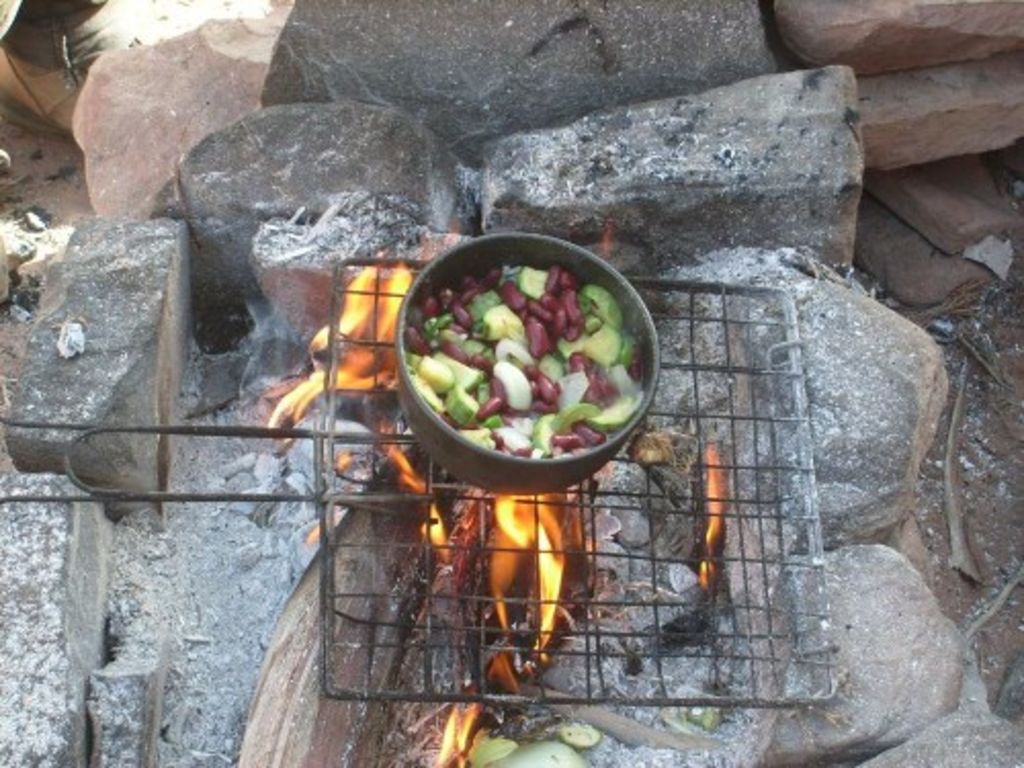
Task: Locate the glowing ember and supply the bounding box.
[268,265,412,429]
[437,703,482,768]
[487,494,569,686]
[699,442,727,590]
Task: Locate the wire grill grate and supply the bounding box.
[317,259,834,708]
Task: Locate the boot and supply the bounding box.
[0,0,135,136]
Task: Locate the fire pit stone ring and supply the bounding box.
[396,232,660,493]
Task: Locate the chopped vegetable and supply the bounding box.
[516,266,549,300]
[586,396,639,430]
[494,741,586,768]
[446,387,480,426]
[583,325,622,367]
[469,736,518,767]
[553,403,601,433]
[493,361,532,411]
[557,723,602,749]
[470,290,502,321]
[483,304,526,342]
[411,374,444,413]
[538,354,565,382]
[580,284,623,328]
[434,352,485,391]
[418,356,455,393]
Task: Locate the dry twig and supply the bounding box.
[944,372,983,583]
[964,564,1024,641]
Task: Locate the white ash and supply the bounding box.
[55,320,85,358]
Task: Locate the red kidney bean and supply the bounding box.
[524,365,540,381]
[535,372,559,404]
[512,447,534,458]
[451,302,473,330]
[476,396,504,420]
[540,293,560,312]
[550,307,567,340]
[422,295,440,318]
[564,322,582,342]
[568,352,588,373]
[499,280,527,311]
[545,265,562,293]
[492,432,504,450]
[530,380,539,397]
[527,300,554,323]
[451,323,471,335]
[525,318,551,358]
[461,275,478,291]
[490,376,507,402]
[583,384,601,404]
[441,341,470,364]
[439,287,455,309]
[482,266,502,289]
[552,434,583,451]
[593,372,618,400]
[460,285,481,305]
[562,289,583,325]
[404,327,430,355]
[629,358,643,380]
[573,423,607,446]
[560,269,577,291]
[471,355,494,373]
[532,399,558,414]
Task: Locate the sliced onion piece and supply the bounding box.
[495,338,535,366]
[608,364,641,399]
[557,371,590,410]
[494,361,532,410]
[496,427,532,453]
[509,416,536,437]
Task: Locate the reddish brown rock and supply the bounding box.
[859,52,1024,169]
[865,154,1024,254]
[776,0,1024,75]
[72,12,285,218]
[855,195,993,306]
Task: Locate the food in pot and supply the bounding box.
[403,264,645,458]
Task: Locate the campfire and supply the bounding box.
[256,251,830,766]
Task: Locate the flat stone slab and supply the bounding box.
[482,67,863,267]
[73,12,285,219]
[766,545,964,765]
[866,154,1024,255]
[855,195,993,307]
[177,101,462,348]
[859,709,1024,768]
[776,0,1024,75]
[860,51,1024,169]
[675,249,948,547]
[4,219,189,492]
[0,474,109,768]
[262,0,779,162]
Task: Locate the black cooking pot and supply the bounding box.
[396,233,659,493]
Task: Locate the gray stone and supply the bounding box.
[4,220,189,493]
[671,249,948,548]
[995,651,1024,722]
[798,282,947,546]
[88,649,169,768]
[776,0,1024,75]
[0,234,8,305]
[766,545,963,766]
[855,195,993,307]
[262,0,779,162]
[0,474,110,768]
[859,709,1024,768]
[859,52,1024,169]
[482,67,863,268]
[251,198,466,337]
[177,102,462,348]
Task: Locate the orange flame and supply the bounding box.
[699,442,727,590]
[437,703,482,768]
[487,494,568,687]
[267,265,412,429]
[387,445,450,563]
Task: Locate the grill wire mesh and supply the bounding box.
[317,259,835,708]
